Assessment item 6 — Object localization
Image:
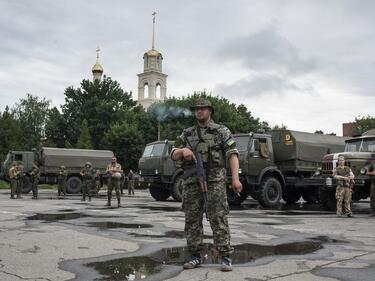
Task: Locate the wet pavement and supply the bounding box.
[0,189,374,281]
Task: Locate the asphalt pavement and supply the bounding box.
[0,189,374,281]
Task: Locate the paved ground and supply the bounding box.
[0,189,374,281]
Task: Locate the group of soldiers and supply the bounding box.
[8,157,137,207]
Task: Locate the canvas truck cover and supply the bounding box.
[269,130,347,170]
[41,147,114,170]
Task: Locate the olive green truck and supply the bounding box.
[138,129,347,208]
[318,129,375,210]
[0,147,114,193]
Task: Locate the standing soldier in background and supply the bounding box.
[16,162,24,199]
[366,159,375,217]
[80,162,96,202]
[333,155,355,217]
[9,162,19,199]
[30,162,40,199]
[57,166,67,197]
[128,169,135,196]
[106,156,123,207]
[171,98,242,272]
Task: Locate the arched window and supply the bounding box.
[144,83,149,99]
[156,83,161,99]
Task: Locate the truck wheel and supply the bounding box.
[258,177,282,208]
[171,176,183,202]
[149,184,170,201]
[66,176,82,194]
[282,187,301,204]
[302,189,320,204]
[226,186,248,206]
[22,175,32,194]
[319,188,336,211]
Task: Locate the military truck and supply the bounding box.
[139,129,347,208]
[0,147,114,193]
[318,129,375,210]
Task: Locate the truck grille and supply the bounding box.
[322,162,333,175]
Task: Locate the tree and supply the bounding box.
[12,94,51,150]
[76,119,93,149]
[0,106,22,161]
[355,115,375,135]
[62,76,136,149]
[45,107,67,148]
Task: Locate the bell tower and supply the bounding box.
[137,12,167,109]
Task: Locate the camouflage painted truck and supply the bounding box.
[318,129,375,210]
[138,129,347,208]
[0,147,114,193]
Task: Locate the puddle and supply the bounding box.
[85,222,153,230]
[58,209,77,212]
[129,230,213,239]
[26,212,90,222]
[131,205,182,212]
[308,236,349,244]
[86,240,322,280]
[265,210,332,216]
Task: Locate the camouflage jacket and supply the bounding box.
[80,167,96,181]
[30,164,40,180]
[333,166,354,187]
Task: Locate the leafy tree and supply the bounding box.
[44,107,67,148]
[12,94,51,150]
[314,130,324,134]
[76,119,93,149]
[0,106,22,161]
[355,115,375,134]
[104,122,145,170]
[62,76,136,149]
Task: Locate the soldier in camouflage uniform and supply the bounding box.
[106,157,123,207]
[366,160,375,216]
[30,162,40,199]
[171,98,242,272]
[333,155,355,217]
[57,166,68,197]
[8,162,19,199]
[80,162,96,202]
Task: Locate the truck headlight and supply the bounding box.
[155,169,158,175]
[314,168,322,176]
[360,167,368,175]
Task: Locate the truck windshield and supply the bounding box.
[345,138,375,152]
[234,136,250,151]
[142,143,165,157]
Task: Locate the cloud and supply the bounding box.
[218,24,316,76]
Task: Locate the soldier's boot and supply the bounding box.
[105,199,111,207]
[88,196,92,202]
[347,213,354,217]
[10,195,15,199]
[81,196,86,201]
[16,195,22,199]
[117,198,121,208]
[220,256,233,272]
[183,255,202,269]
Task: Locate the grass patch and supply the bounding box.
[39,184,56,190]
[0,180,9,189]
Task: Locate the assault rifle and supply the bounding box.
[180,151,209,221]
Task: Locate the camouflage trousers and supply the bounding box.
[182,177,233,257]
[82,180,95,200]
[108,178,121,200]
[16,178,23,197]
[336,186,352,215]
[58,181,66,196]
[10,179,17,197]
[128,180,135,196]
[32,178,39,198]
[370,180,375,211]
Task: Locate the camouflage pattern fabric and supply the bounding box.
[57,169,68,196]
[334,166,354,215]
[16,165,24,197]
[81,167,96,200]
[173,120,238,257]
[107,163,122,200]
[9,166,18,198]
[369,163,375,211]
[31,164,40,198]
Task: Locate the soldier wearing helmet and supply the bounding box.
[171,98,242,272]
[106,156,123,207]
[80,162,96,202]
[57,165,68,197]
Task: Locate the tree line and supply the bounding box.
[0,76,276,170]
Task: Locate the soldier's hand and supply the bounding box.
[182,148,196,161]
[231,178,243,193]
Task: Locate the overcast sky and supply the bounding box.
[1,0,374,135]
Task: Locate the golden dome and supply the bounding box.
[92,62,103,73]
[146,49,161,57]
